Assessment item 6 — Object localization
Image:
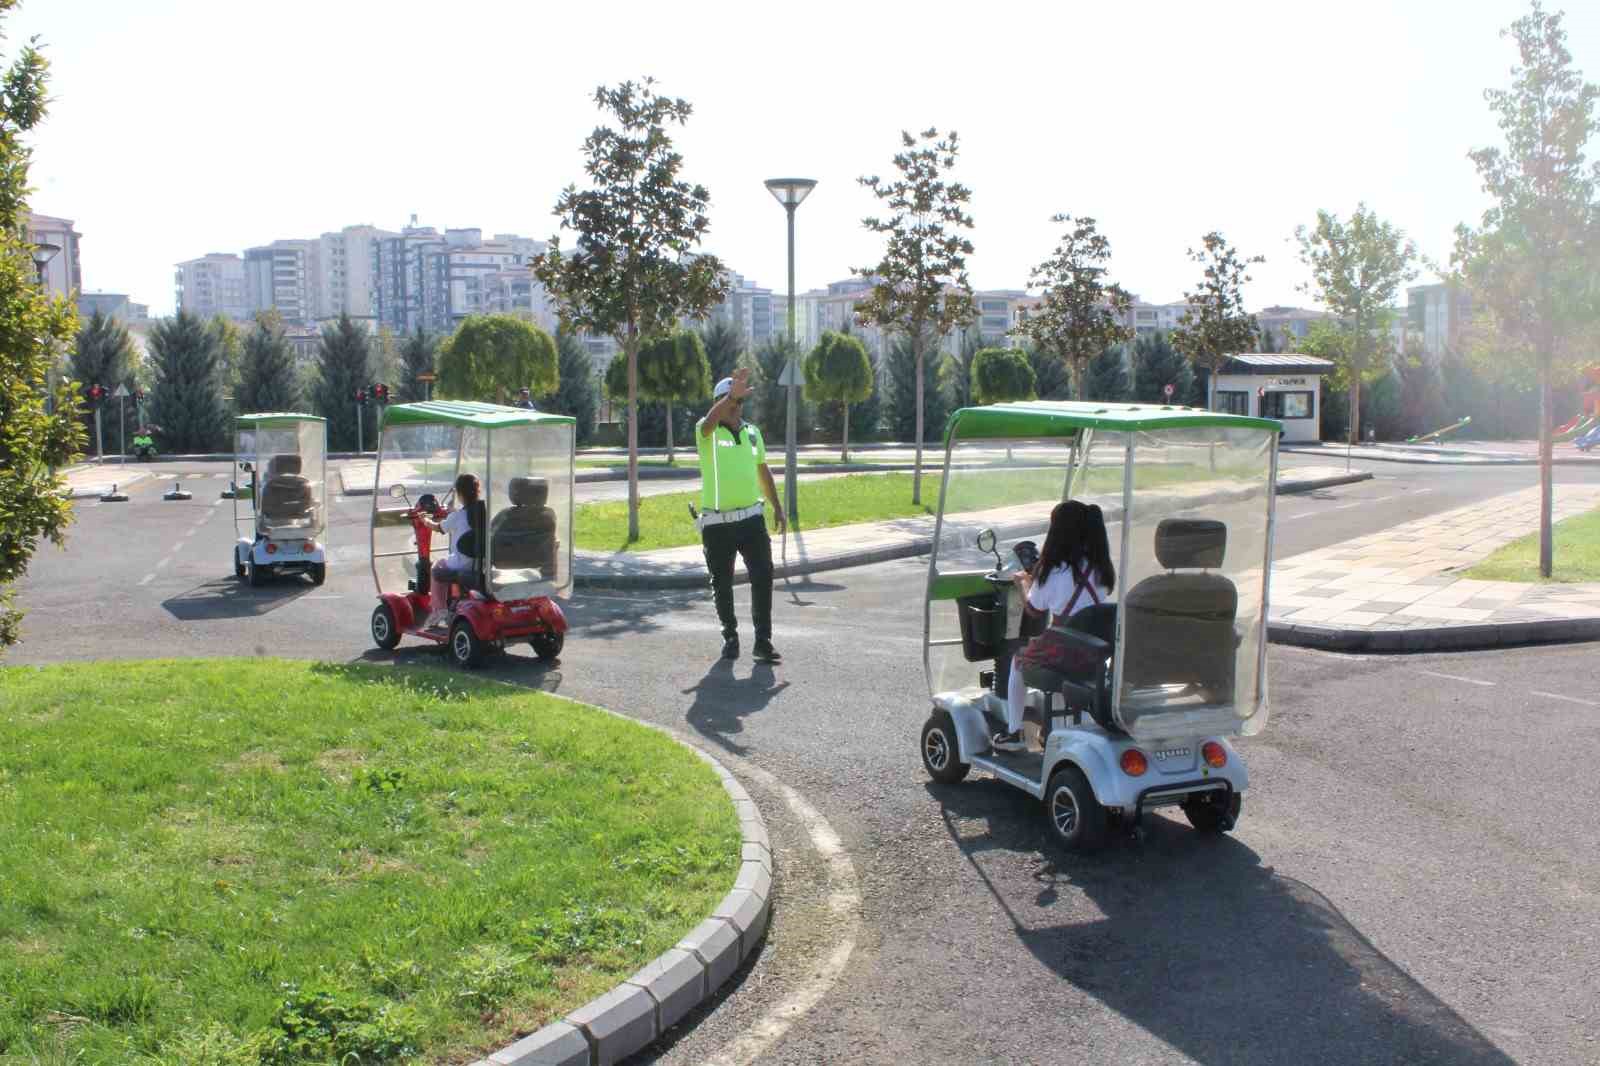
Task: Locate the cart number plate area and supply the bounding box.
[1153,747,1191,761]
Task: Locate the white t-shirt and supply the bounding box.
[1028,562,1112,620]
[441,507,472,570]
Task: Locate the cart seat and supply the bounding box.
[1120,519,1237,698]
[489,476,559,577]
[259,454,314,531]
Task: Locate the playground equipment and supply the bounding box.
[1556,415,1599,443]
[1406,416,1471,444]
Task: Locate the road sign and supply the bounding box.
[778,360,802,387]
[112,383,130,398]
[416,372,437,383]
[1163,383,1175,399]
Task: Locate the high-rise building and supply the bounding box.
[1407,283,1472,360]
[319,225,393,323]
[27,213,82,298]
[244,239,320,325]
[175,253,249,320]
[1255,305,1332,351]
[78,293,150,323]
[709,273,775,351]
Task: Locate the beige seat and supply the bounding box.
[489,476,559,579]
[258,454,315,535]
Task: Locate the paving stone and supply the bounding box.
[566,981,656,1065]
[712,888,769,949]
[733,858,772,901]
[677,917,742,991]
[486,1021,590,1066]
[625,947,705,1033]
[742,840,773,873]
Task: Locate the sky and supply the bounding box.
[13,0,1600,317]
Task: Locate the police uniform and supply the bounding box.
[695,414,774,647]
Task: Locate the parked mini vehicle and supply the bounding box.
[231,412,328,586]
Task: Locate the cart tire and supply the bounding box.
[920,711,970,784]
[1045,764,1107,851]
[248,560,267,587]
[530,630,564,662]
[234,549,246,580]
[1182,791,1241,835]
[310,563,327,587]
[371,603,401,651]
[449,618,486,669]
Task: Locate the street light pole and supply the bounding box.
[764,178,816,524]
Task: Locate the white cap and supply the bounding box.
[713,377,734,400]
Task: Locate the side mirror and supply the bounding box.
[388,483,408,499]
[976,528,996,555]
[240,461,253,473]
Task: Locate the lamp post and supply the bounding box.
[30,242,59,289]
[763,178,816,524]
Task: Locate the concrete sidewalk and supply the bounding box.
[56,463,151,499]
[1270,483,1600,651]
[575,466,1371,590]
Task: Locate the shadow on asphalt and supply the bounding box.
[776,574,846,609]
[161,576,315,621]
[350,644,567,690]
[682,659,789,756]
[932,780,1515,1066]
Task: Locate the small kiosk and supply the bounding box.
[1210,354,1334,443]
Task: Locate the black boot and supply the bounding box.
[752,638,781,663]
[722,636,740,660]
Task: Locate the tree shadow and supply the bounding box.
[682,659,789,756]
[162,576,312,621]
[932,780,1515,1066]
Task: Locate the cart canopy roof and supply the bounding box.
[945,400,1280,442]
[234,412,325,427]
[379,400,576,430]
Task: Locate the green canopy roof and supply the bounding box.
[380,401,576,430]
[946,400,1280,442]
[235,412,325,426]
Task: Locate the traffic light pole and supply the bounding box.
[119,396,126,466]
[94,407,103,463]
[355,402,363,455]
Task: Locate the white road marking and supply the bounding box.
[154,556,172,571]
[1420,670,1495,687]
[182,528,196,538]
[137,574,154,586]
[1531,690,1599,708]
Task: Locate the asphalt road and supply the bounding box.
[9,459,1600,1065]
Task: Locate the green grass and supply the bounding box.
[1463,506,1600,582]
[0,660,739,1065]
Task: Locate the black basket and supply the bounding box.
[957,591,1004,662]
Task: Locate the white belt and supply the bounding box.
[697,502,763,529]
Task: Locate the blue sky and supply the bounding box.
[13,0,1599,315]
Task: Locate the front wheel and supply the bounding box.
[530,630,564,662]
[371,603,401,651]
[450,618,486,669]
[310,563,326,587]
[920,711,970,784]
[1183,791,1242,835]
[1045,764,1107,852]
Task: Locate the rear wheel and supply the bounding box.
[1045,764,1107,852]
[1183,791,1241,835]
[450,618,486,669]
[530,630,564,662]
[371,603,401,650]
[920,711,970,784]
[310,563,327,587]
[233,548,245,580]
[248,560,267,587]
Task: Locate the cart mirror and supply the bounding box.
[388,483,407,499]
[975,529,996,555]
[240,461,253,473]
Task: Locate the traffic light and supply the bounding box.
[372,383,390,406]
[132,388,144,403]
[355,388,368,406]
[86,383,105,408]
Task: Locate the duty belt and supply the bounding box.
[696,502,763,529]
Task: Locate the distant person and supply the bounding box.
[514,388,537,411]
[696,368,785,662]
[995,500,1117,752]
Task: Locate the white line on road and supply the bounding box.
[1419,670,1495,687]
[1531,690,1599,708]
[137,574,154,586]
[154,556,171,571]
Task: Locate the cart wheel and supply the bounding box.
[920,711,970,784]
[310,563,327,587]
[234,549,246,580]
[449,618,486,669]
[248,560,267,588]
[371,603,401,651]
[530,630,564,662]
[1045,764,1107,852]
[1182,791,1241,835]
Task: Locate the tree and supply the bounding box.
[396,328,436,403]
[751,336,805,443]
[1087,344,1131,402]
[941,329,981,411]
[1019,214,1133,401]
[885,331,950,444]
[147,311,228,453]
[438,314,557,404]
[855,127,977,504]
[313,313,373,451]
[1170,232,1264,409]
[1296,204,1420,446]
[70,309,138,452]
[804,330,874,461]
[1132,332,1194,405]
[0,21,83,650]
[533,78,731,542]
[637,329,711,463]
[541,328,597,446]
[235,311,302,414]
[971,347,1037,405]
[699,317,744,385]
[210,314,244,397]
[1453,0,1600,577]
[1025,342,1073,400]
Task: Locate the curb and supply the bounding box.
[574,471,1374,591]
[61,471,152,499]
[1281,446,1600,468]
[1270,616,1600,653]
[469,718,771,1066]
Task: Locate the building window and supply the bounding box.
[1261,390,1314,420]
[1215,390,1250,416]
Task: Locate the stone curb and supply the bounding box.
[1269,616,1600,653]
[574,471,1374,591]
[467,713,772,1066]
[1281,446,1600,468]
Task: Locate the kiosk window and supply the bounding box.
[1262,391,1314,420]
[1215,391,1249,416]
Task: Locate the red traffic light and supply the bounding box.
[355,388,368,404]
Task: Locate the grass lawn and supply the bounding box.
[1464,506,1600,582]
[0,660,739,1065]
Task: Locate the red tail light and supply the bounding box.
[1120,749,1148,776]
[302,541,314,552]
[1202,741,1227,768]
[265,542,279,554]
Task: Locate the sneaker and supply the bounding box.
[422,609,448,630]
[721,637,740,661]
[752,639,781,663]
[992,730,1026,752]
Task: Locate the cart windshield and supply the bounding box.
[235,416,326,541]
[371,420,464,597]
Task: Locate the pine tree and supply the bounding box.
[210,314,244,396]
[397,328,436,403]
[699,317,744,384]
[147,310,228,453]
[542,329,597,446]
[752,336,807,443]
[313,313,373,451]
[70,309,138,447]
[1086,344,1131,402]
[886,332,949,443]
[1132,332,1195,404]
[235,312,302,413]
[1026,344,1073,400]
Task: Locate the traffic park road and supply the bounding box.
[10,459,1600,1065]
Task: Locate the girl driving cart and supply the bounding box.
[421,473,484,629]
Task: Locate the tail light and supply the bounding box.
[1120,749,1148,776]
[302,541,315,552]
[265,542,278,554]
[1202,741,1227,768]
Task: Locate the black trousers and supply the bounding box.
[701,514,773,641]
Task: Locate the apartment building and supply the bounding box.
[26,213,83,299]
[1255,305,1333,351]
[709,273,776,351]
[243,240,320,325]
[1407,282,1473,359]
[78,293,150,323]
[319,224,393,322]
[175,253,250,320]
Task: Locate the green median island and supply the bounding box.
[1464,506,1600,583]
[0,660,738,1065]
